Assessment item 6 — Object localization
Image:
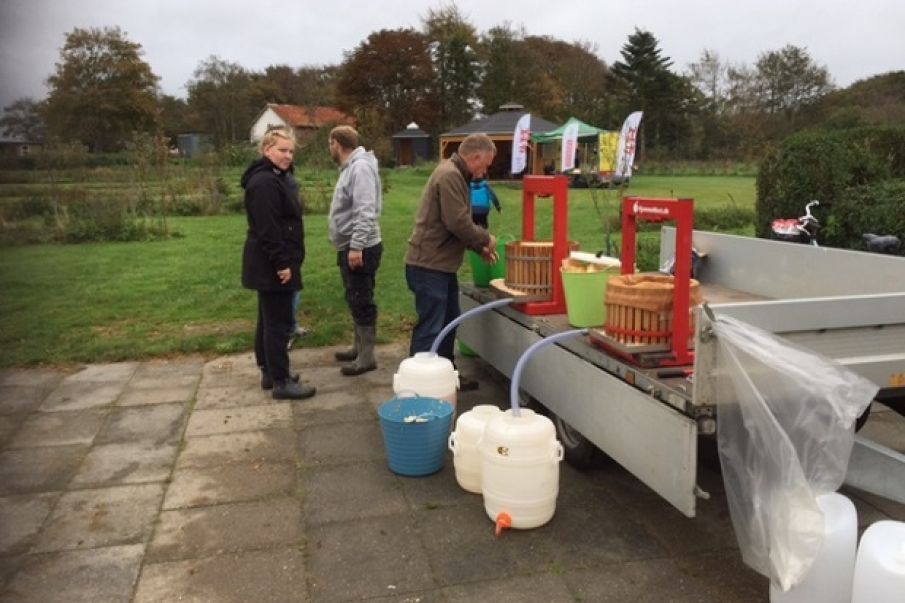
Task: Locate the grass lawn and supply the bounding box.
[0,168,755,367]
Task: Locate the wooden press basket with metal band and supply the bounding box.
[603,274,702,348]
[504,240,579,299]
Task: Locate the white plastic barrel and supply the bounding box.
[480,408,563,529]
[393,352,458,412]
[448,405,501,493]
[769,492,857,603]
[851,520,905,603]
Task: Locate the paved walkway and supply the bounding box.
[1,344,903,602]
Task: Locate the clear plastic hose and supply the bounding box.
[509,329,587,416]
[429,298,514,355]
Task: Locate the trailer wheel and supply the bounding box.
[552,412,597,469]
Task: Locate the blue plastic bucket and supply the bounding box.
[378,396,454,476]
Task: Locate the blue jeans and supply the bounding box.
[405,264,460,363]
[288,290,301,333]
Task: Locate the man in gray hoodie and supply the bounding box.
[328,126,383,375]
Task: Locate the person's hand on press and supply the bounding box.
[481,234,499,263]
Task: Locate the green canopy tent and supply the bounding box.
[531,117,604,144]
[531,117,608,176]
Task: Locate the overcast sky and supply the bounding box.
[1,0,903,111]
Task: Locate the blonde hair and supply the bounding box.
[329,125,360,150]
[258,126,296,154]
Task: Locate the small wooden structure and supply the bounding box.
[176,133,212,158]
[439,104,559,179]
[0,137,43,158]
[391,123,431,166]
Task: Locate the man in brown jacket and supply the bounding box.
[405,133,498,389]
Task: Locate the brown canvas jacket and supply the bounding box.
[404,154,491,273]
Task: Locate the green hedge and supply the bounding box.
[755,126,905,239]
[823,179,905,251]
[694,204,755,232]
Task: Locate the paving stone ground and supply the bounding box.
[0,343,903,602]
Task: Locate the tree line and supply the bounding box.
[2,5,903,160]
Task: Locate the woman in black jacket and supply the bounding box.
[241,127,316,399]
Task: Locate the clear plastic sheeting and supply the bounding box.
[711,314,878,591]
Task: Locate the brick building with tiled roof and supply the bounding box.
[249,103,355,144]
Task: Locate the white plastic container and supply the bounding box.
[448,405,501,493]
[480,408,563,529]
[769,492,857,603]
[393,352,458,412]
[851,520,905,603]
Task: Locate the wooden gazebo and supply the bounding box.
[439,103,558,179]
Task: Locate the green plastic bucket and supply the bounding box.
[468,239,507,287]
[561,267,614,327]
[458,340,478,357]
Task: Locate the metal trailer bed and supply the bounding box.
[458,226,905,517]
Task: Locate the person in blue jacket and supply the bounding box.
[469,177,501,228]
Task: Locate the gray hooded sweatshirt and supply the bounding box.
[328,147,382,251]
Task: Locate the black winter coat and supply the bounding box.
[240,157,305,291]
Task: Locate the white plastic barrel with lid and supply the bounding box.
[479,328,584,533]
[397,298,514,415]
[851,520,905,603]
[769,492,857,603]
[393,352,458,411]
[480,408,563,529]
[448,405,501,493]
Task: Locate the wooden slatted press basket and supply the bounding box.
[603,274,702,351]
[503,240,579,300]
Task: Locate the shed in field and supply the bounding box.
[392,123,431,166]
[0,137,43,158]
[176,133,212,158]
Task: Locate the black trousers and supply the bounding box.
[254,289,294,380]
[337,242,382,326]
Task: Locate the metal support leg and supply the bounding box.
[844,435,905,504]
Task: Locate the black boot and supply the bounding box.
[272,378,316,400]
[261,371,300,391]
[341,325,377,376]
[334,328,360,362]
[458,375,480,391]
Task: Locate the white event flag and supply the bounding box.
[510,113,531,174]
[614,111,643,178]
[560,121,580,172]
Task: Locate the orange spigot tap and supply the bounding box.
[494,512,512,538]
